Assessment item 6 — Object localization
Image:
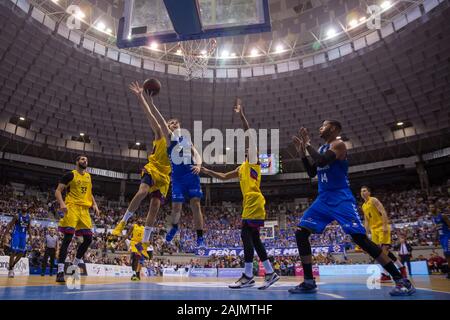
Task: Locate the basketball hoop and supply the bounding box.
[178,38,217,81]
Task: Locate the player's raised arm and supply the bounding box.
[201,166,239,181]
[299,127,346,166]
[129,81,164,140]
[234,98,250,131]
[234,99,258,164]
[141,87,172,138]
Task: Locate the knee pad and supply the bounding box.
[295,228,312,256]
[295,227,311,241]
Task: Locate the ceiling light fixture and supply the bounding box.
[326,28,337,38]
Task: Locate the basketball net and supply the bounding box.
[178,38,217,81]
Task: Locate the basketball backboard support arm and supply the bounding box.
[116,0,271,49]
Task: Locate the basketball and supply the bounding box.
[143,78,161,96]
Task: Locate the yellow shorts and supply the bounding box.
[142,169,170,200]
[130,241,142,255]
[242,192,266,220]
[371,227,391,245]
[58,203,92,235]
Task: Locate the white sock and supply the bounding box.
[244,263,253,278]
[122,210,134,223]
[262,259,274,274]
[58,263,64,273]
[394,260,404,268]
[143,227,154,242]
[73,258,82,266]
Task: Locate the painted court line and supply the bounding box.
[414,287,450,295]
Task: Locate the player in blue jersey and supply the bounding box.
[129,82,205,248]
[0,205,32,278]
[430,203,450,279]
[289,120,415,296]
[165,121,205,247]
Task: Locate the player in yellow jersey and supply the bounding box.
[54,155,100,283]
[201,99,279,290]
[118,217,146,281]
[361,186,407,281]
[111,81,171,259]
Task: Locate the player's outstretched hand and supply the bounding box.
[129,81,144,96]
[233,98,242,113]
[292,135,306,157]
[191,164,201,175]
[299,127,311,145]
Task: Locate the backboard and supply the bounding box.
[117,0,271,48]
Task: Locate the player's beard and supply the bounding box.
[78,162,87,169]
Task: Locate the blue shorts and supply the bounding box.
[10,232,27,253]
[298,189,366,235]
[171,173,203,202]
[440,234,450,257]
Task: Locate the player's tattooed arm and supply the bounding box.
[91,195,100,215]
[372,197,389,233]
[129,81,164,140]
[55,183,68,214]
[201,166,239,180]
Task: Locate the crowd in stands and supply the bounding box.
[0,181,449,270]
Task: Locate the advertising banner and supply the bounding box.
[196,245,345,257]
[0,256,29,275]
[188,268,218,277]
[217,268,245,278]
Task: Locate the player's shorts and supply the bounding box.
[242,192,266,221]
[440,234,450,257]
[141,170,170,204]
[171,172,203,203]
[130,241,142,256]
[58,203,93,236]
[242,219,265,230]
[298,189,366,235]
[10,232,27,253]
[370,227,391,245]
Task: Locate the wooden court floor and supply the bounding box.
[0,275,448,300]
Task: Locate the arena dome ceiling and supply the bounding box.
[29,0,428,68]
[0,0,449,173]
